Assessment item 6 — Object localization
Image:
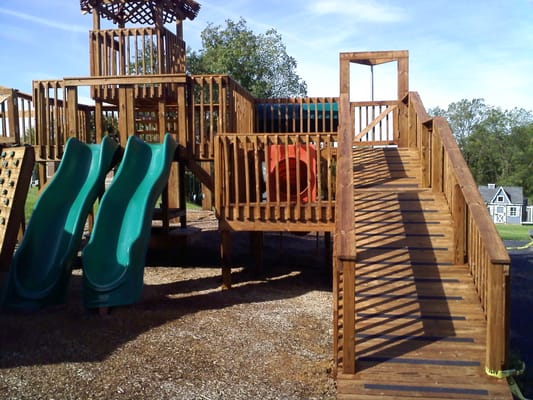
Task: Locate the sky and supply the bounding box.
[1,0,532,111]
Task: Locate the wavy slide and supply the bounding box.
[82,133,177,309]
[1,136,119,310]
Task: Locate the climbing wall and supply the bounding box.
[0,145,35,270]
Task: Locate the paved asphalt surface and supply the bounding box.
[507,241,533,397]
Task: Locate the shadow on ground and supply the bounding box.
[0,229,332,369]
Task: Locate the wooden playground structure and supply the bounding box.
[0,1,514,398]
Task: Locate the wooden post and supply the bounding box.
[94,100,103,143]
[66,86,78,139]
[157,99,171,233]
[250,231,264,272]
[336,53,357,375]
[420,120,431,188]
[407,94,417,148]
[200,160,213,210]
[168,85,188,224]
[324,231,332,271]
[452,184,466,264]
[92,9,100,30]
[6,89,20,143]
[167,163,180,224]
[340,256,356,374]
[397,54,409,100]
[118,86,134,145]
[178,159,186,227]
[396,53,409,147]
[176,84,187,149]
[397,96,408,148]
[485,262,510,374]
[220,230,232,289]
[431,123,443,193]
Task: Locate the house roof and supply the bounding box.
[80,0,201,25]
[478,185,524,205]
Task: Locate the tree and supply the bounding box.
[129,38,158,75]
[430,98,488,151]
[187,18,307,98]
[89,113,119,143]
[501,123,533,199]
[431,99,533,200]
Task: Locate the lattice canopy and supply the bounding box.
[80,0,201,25]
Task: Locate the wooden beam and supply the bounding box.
[62,74,187,87]
[220,230,232,290]
[397,55,409,99]
[6,89,20,143]
[66,87,78,139]
[118,86,134,144]
[94,100,103,143]
[340,50,409,65]
[452,183,466,264]
[336,53,356,375]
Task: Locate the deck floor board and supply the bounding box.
[336,147,511,399]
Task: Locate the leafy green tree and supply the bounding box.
[462,113,507,185]
[24,127,35,144]
[129,38,158,75]
[89,113,119,143]
[430,98,488,151]
[432,100,533,200]
[502,123,533,199]
[187,18,307,98]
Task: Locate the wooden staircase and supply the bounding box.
[336,147,512,399]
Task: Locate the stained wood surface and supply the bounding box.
[336,147,511,399]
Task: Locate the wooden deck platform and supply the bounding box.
[336,147,512,399]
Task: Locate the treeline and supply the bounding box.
[430,99,533,201]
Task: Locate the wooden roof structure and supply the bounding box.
[80,0,201,25]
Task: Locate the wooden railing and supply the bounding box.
[214,132,337,231]
[90,27,185,77]
[0,88,34,145]
[405,91,510,375]
[189,75,255,160]
[89,27,185,101]
[30,74,252,163]
[32,80,93,161]
[352,100,398,145]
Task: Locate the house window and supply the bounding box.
[509,207,517,217]
[497,195,504,202]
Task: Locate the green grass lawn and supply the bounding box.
[24,187,39,224]
[495,224,532,241]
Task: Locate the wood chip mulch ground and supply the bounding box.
[0,210,337,399]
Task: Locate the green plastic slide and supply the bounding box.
[1,136,119,309]
[82,133,177,309]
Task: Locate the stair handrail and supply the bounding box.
[406,91,510,376]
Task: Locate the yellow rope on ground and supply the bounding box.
[508,376,530,400]
[486,362,529,400]
[485,363,525,379]
[506,240,533,250]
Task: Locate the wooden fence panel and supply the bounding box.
[214,132,336,231]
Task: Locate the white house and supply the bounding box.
[478,184,527,224]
